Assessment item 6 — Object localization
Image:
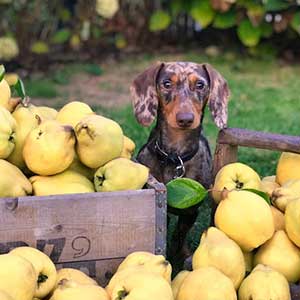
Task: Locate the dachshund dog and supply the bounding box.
[130,62,230,264]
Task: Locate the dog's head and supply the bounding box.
[130,62,230,129]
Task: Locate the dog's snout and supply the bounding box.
[176,112,194,128]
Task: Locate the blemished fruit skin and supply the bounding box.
[0,253,37,300]
[0,159,32,197]
[50,279,109,300]
[214,190,275,251]
[23,120,76,176]
[238,264,291,300]
[212,162,261,204]
[192,226,245,289]
[54,268,98,290]
[75,114,123,169]
[116,251,172,283]
[94,158,149,192]
[285,198,300,248]
[56,101,94,128]
[276,152,300,185]
[254,230,300,283]
[30,170,95,196]
[176,266,237,300]
[10,246,57,299]
[171,271,190,299]
[0,106,16,159]
[109,269,173,300]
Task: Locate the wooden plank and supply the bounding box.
[212,143,238,178]
[218,128,300,153]
[0,190,156,263]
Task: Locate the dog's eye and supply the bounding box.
[162,79,172,89]
[195,80,205,90]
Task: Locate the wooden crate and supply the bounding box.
[213,127,300,176]
[0,175,167,286]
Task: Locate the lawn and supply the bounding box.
[25,51,300,269]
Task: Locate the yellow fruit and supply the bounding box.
[271,179,300,212]
[192,227,245,289]
[0,253,36,300]
[94,158,149,192]
[67,154,95,181]
[0,78,11,111]
[0,159,32,197]
[215,190,274,251]
[23,120,76,175]
[285,198,300,248]
[0,290,14,300]
[75,114,123,168]
[54,268,97,290]
[261,175,280,197]
[212,162,261,203]
[10,247,57,299]
[171,271,189,299]
[0,106,16,158]
[276,152,300,185]
[30,105,58,121]
[4,73,19,86]
[56,101,94,128]
[254,230,300,282]
[108,269,173,300]
[116,251,172,283]
[50,279,109,300]
[270,205,285,231]
[242,250,253,274]
[120,136,135,159]
[238,264,291,300]
[7,105,39,170]
[176,266,237,300]
[30,170,95,196]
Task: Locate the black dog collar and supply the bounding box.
[148,140,199,178]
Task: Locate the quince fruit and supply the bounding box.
[276,152,300,185]
[285,198,300,248]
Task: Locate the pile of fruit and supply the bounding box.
[0,75,149,197]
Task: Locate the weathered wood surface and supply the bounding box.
[0,190,157,262]
[218,128,300,153]
[213,128,300,177]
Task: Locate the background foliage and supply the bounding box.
[1,0,300,67]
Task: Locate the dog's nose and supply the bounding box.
[176,112,194,128]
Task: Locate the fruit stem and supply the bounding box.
[117,289,129,299]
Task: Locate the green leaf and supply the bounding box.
[213,10,236,29]
[263,0,290,11]
[51,29,71,44]
[171,0,184,16]
[0,65,5,82]
[290,12,300,35]
[167,178,208,209]
[13,78,26,99]
[190,0,215,28]
[149,11,171,32]
[237,19,261,47]
[243,188,271,205]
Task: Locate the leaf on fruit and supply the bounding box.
[167,178,208,209]
[0,64,5,82]
[243,188,271,205]
[149,11,171,32]
[13,78,26,99]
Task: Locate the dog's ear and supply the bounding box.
[130,62,164,127]
[203,63,230,129]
